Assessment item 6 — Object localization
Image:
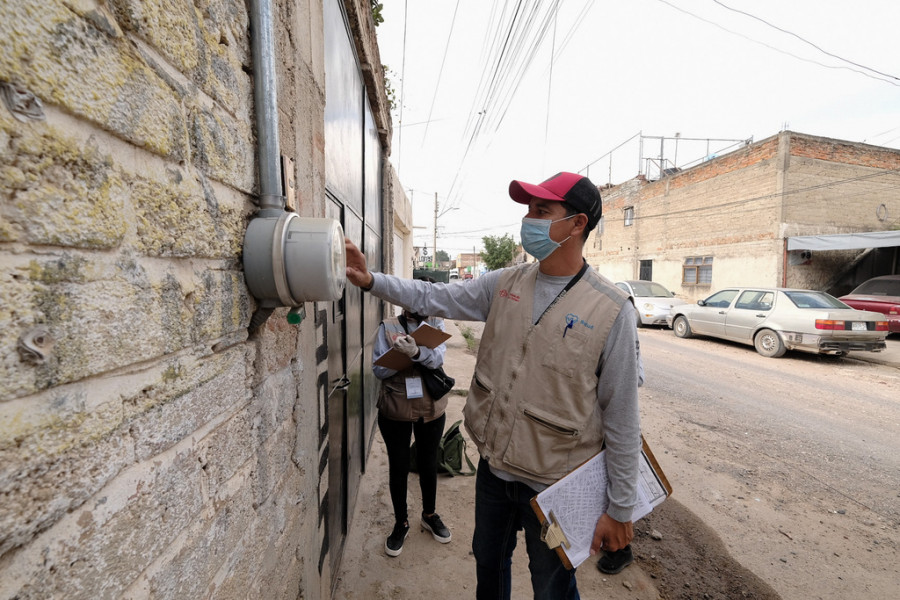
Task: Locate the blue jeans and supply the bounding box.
[472,458,579,600]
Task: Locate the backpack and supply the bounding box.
[409,420,476,476]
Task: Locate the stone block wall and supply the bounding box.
[0,1,378,598]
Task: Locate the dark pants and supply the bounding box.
[472,458,579,600]
[377,413,446,524]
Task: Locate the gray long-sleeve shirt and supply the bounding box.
[368,267,643,521]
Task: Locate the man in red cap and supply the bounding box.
[345,172,642,599]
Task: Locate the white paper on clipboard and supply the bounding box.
[532,443,671,569]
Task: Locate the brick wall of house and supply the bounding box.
[587,132,900,301]
[0,1,388,598]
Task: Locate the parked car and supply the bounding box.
[666,287,889,358]
[615,280,687,327]
[838,274,900,334]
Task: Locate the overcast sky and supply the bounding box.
[373,0,900,257]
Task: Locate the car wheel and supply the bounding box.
[754,328,786,358]
[673,315,692,338]
[634,307,644,328]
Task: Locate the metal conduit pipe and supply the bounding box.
[249,0,283,215]
[245,0,282,330]
[242,0,347,333]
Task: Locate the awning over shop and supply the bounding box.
[786,230,900,251]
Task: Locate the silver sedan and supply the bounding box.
[666,287,889,358]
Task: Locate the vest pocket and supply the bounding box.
[463,371,494,443]
[503,405,581,479]
[540,329,589,378]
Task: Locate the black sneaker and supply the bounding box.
[385,521,409,557]
[596,544,633,574]
[421,512,451,543]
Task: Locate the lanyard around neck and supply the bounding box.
[535,260,589,326]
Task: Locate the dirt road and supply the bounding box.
[638,327,900,599]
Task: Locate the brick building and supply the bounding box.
[456,251,481,276]
[586,131,900,301]
[1,1,408,598]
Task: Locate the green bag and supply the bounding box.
[409,420,476,477]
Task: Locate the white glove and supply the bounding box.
[393,335,420,358]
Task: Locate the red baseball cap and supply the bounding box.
[509,172,603,231]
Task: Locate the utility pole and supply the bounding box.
[433,192,438,269]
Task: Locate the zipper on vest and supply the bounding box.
[523,409,580,437]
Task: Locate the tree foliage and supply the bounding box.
[480,234,517,271]
[435,249,450,262]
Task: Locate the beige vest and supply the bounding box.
[376,316,448,422]
[463,263,627,484]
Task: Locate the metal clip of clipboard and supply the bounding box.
[539,510,570,550]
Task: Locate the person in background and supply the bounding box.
[346,172,643,599]
[372,276,452,557]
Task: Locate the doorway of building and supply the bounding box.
[323,0,384,587]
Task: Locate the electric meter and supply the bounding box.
[243,213,346,306]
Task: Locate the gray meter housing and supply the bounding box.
[243,212,346,305]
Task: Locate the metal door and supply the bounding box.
[691,290,738,336]
[725,290,773,341]
[324,197,348,578]
[323,0,383,586]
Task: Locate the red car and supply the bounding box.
[839,275,900,334]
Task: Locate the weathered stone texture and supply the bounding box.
[188,103,257,194]
[0,110,250,257]
[1,0,385,598]
[251,310,303,384]
[3,442,207,600]
[0,113,127,248]
[0,252,249,399]
[0,345,251,560]
[129,463,260,599]
[108,0,252,115]
[131,166,249,258]
[0,2,188,160]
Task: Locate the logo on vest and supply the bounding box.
[565,313,594,330]
[499,289,520,302]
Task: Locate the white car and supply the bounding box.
[615,280,687,327]
[666,287,889,358]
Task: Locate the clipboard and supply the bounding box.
[529,436,672,570]
[373,321,451,370]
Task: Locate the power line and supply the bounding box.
[396,0,409,175]
[655,0,900,87]
[449,1,563,204]
[421,0,460,144]
[711,0,900,84]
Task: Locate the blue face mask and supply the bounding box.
[520,214,575,260]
